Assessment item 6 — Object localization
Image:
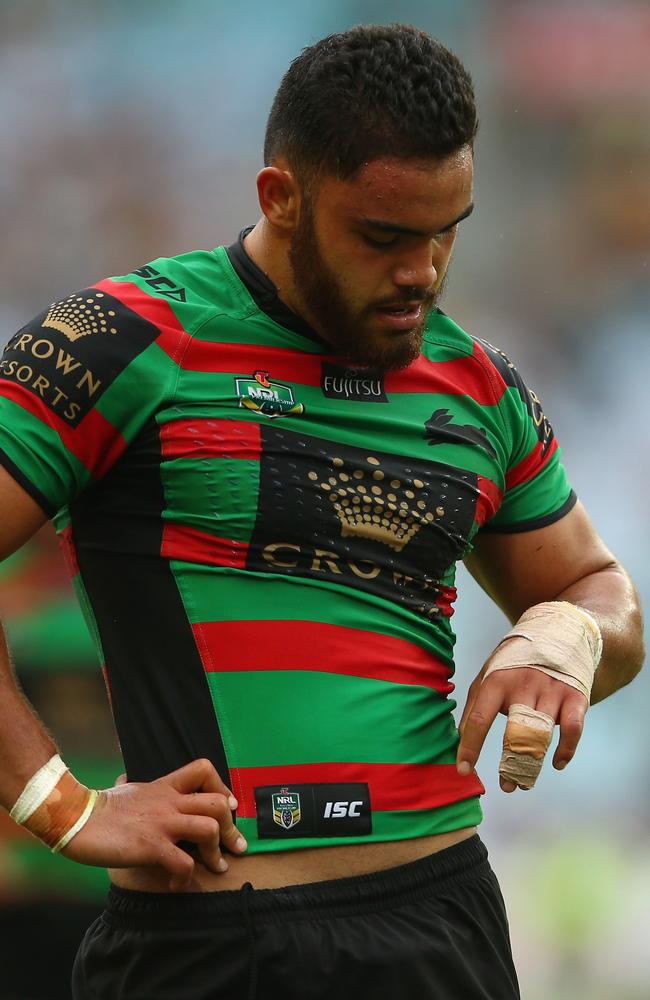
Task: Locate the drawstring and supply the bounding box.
[240,881,258,1000]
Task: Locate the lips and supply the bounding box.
[375,303,423,330]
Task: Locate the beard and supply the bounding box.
[288,199,441,373]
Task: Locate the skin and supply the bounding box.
[245,149,474,371]
[463,502,643,791]
[245,150,644,794]
[0,149,644,891]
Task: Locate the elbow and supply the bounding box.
[591,603,645,704]
[625,595,646,683]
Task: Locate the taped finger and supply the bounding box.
[499,703,555,790]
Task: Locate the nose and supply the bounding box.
[391,247,437,295]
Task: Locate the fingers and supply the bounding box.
[460,667,589,793]
[138,761,246,880]
[456,679,504,775]
[164,759,238,809]
[178,792,248,869]
[63,775,244,880]
[505,682,586,778]
[197,835,229,875]
[184,793,247,852]
[504,689,562,793]
[172,813,226,876]
[156,842,195,893]
[552,695,587,770]
[189,812,247,875]
[499,703,554,791]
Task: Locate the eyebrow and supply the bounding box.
[359,202,474,236]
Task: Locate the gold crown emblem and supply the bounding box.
[309,455,444,552]
[43,292,118,343]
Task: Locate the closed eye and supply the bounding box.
[362,233,399,249]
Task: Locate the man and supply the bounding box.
[0,23,643,1000]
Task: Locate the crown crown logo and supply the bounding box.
[43,292,118,343]
[309,455,444,552]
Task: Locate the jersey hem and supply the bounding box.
[234,794,484,854]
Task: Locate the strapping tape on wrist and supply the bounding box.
[9,754,98,852]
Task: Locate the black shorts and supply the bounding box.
[72,834,520,1000]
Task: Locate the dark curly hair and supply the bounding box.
[264,23,478,182]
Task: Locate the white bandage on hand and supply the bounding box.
[483,601,602,701]
[500,704,554,789]
[483,601,602,789]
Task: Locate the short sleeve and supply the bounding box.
[477,340,577,533]
[0,284,176,516]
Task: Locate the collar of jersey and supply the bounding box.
[223,227,327,348]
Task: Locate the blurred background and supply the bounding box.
[0,1,648,997]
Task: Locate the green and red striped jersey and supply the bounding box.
[0,237,575,851]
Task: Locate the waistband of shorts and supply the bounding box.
[103,834,489,929]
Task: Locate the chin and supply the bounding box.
[343,333,422,373]
[372,327,424,372]
[318,313,425,373]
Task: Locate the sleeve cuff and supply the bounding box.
[479,489,578,535]
[0,448,56,518]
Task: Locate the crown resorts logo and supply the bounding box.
[308,455,445,552]
[43,292,118,343]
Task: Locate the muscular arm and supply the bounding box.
[0,468,54,804]
[458,500,644,786]
[464,500,644,703]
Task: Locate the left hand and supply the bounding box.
[456,661,588,791]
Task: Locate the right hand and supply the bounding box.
[61,758,247,891]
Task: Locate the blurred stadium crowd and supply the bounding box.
[0,2,648,998]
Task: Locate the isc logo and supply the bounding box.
[323,800,363,819]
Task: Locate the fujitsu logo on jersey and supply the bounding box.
[321,362,388,402]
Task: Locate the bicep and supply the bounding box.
[0,464,48,562]
[464,500,616,622]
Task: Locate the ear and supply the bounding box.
[256,165,301,233]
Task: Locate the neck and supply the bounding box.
[243,220,302,316]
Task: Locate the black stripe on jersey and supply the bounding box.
[477,339,555,455]
[68,418,231,785]
[480,489,577,534]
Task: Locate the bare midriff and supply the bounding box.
[110,826,477,893]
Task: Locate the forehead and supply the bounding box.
[315,148,474,226]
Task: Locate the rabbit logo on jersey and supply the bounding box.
[272,788,301,830]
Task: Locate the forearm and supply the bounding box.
[554,562,644,704]
[0,620,57,809]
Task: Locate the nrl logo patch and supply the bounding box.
[272,787,301,830]
[235,370,304,418]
